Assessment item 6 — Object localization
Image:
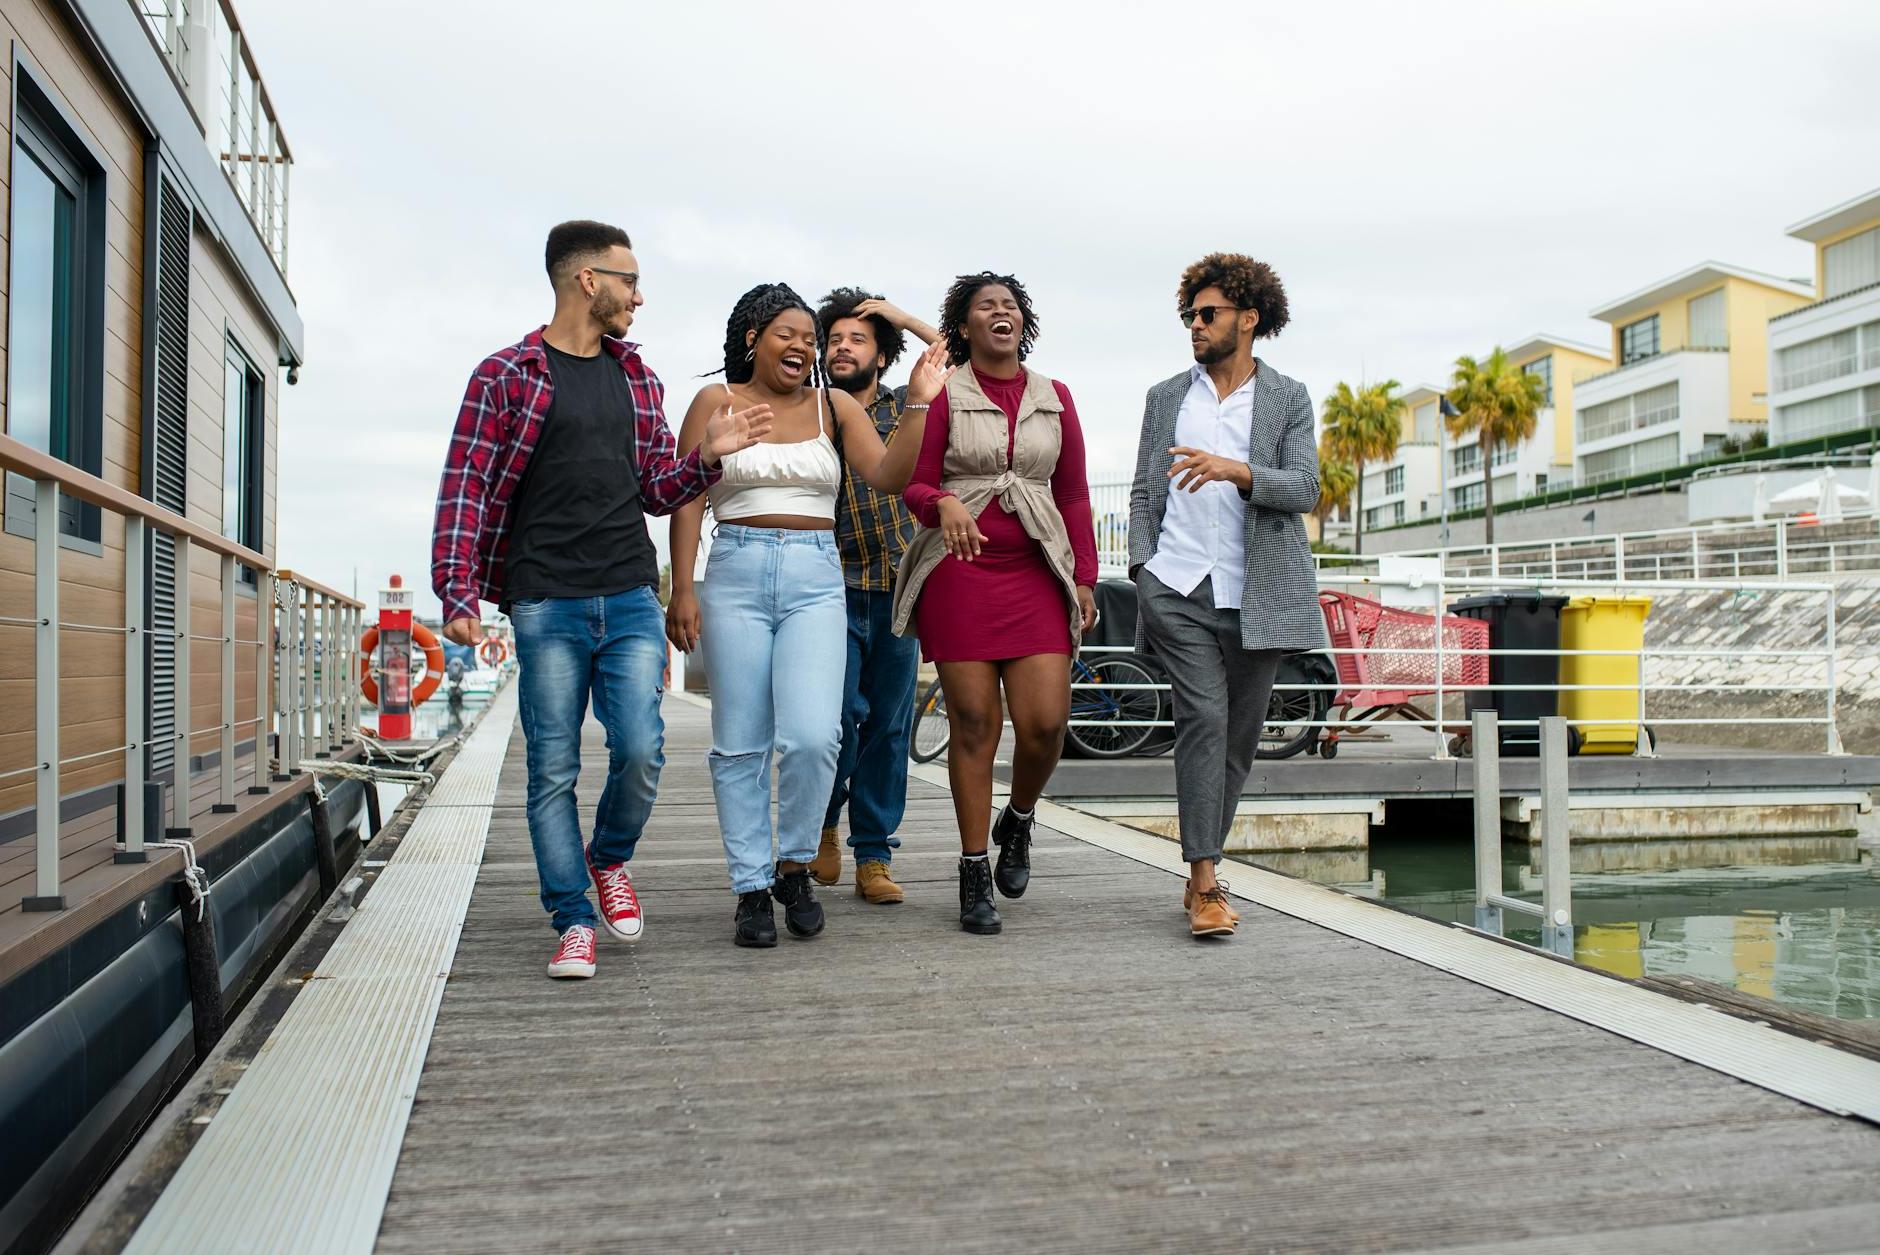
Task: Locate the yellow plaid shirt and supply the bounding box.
[833,385,916,591]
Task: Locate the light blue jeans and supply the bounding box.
[699,525,847,894]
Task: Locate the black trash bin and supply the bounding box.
[1448,592,1568,756]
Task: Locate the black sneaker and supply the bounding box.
[734,889,777,948]
[991,805,1034,898]
[771,864,826,938]
[958,857,1002,935]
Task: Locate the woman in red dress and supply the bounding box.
[891,272,1098,934]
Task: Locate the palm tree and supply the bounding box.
[1315,438,1356,526]
[1445,349,1545,546]
[1321,379,1405,554]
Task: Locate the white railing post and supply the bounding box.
[172,533,193,836]
[1539,716,1574,958]
[327,598,343,752]
[1690,531,1701,579]
[1471,709,1501,934]
[1431,572,1449,759]
[1488,544,1500,578]
[217,552,237,812]
[1826,590,1845,756]
[27,478,64,910]
[1776,518,1789,578]
[1613,534,1625,580]
[345,605,360,741]
[122,515,147,860]
[1548,540,1558,580]
[281,580,300,775]
[255,569,273,790]
[300,590,317,761]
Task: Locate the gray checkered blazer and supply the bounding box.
[1128,359,1326,652]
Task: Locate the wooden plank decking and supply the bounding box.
[366,695,1880,1254]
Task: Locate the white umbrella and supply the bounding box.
[1752,474,1768,524]
[1768,471,1870,514]
[1822,466,1845,524]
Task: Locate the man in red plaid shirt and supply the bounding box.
[431,220,771,979]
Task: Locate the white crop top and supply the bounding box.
[708,386,842,522]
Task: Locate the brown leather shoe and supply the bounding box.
[855,860,905,904]
[1184,878,1240,922]
[810,826,842,886]
[1189,883,1238,938]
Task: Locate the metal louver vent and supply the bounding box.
[147,171,191,779]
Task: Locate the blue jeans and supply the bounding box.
[823,587,919,863]
[699,526,846,894]
[510,587,666,932]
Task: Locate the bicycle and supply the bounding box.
[909,652,1166,764]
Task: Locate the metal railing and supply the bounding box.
[1472,711,1574,957]
[0,431,360,911]
[135,0,292,273]
[1042,571,1845,763]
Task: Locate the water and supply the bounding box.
[1346,835,1880,1021]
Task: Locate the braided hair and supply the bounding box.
[713,282,825,388]
[938,271,1039,366]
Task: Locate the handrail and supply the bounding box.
[276,569,365,610]
[0,431,269,570]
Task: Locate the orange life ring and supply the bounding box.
[478,636,508,667]
[358,621,446,708]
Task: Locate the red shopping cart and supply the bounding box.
[1315,591,1489,759]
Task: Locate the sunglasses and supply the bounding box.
[1180,304,1245,329]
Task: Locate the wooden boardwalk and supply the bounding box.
[366,695,1880,1254]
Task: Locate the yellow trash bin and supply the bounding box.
[1559,596,1653,754]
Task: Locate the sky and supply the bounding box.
[244,0,1880,617]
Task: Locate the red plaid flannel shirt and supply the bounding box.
[431,328,716,624]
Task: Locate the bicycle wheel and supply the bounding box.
[910,678,950,763]
[1256,687,1326,760]
[1066,656,1160,759]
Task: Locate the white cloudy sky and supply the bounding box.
[246,0,1877,615]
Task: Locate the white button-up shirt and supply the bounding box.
[1145,364,1255,609]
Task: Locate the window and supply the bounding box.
[1620,315,1660,365]
[1391,500,1405,526]
[1775,386,1880,443]
[5,72,105,544]
[1522,356,1553,405]
[1450,482,1484,512]
[1777,328,1859,391]
[1363,506,1382,530]
[1687,288,1727,349]
[1452,444,1481,475]
[1412,400,1439,443]
[1535,473,1550,493]
[1491,443,1519,467]
[1578,433,1679,485]
[1579,382,1679,443]
[223,339,264,573]
[1824,225,1880,299]
[1384,466,1404,495]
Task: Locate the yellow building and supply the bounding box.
[1768,186,1880,443]
[1571,263,1813,484]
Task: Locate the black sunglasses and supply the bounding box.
[1180,304,1246,329]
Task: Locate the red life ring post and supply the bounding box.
[358,575,446,741]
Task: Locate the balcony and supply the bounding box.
[1574,346,1727,390]
[137,0,291,274]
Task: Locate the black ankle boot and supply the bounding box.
[734,889,777,947]
[771,864,826,938]
[991,805,1034,899]
[958,857,1002,935]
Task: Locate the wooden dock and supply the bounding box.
[72,692,1880,1254]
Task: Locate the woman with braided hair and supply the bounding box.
[669,282,952,947]
[891,271,1099,936]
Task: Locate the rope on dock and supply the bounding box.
[295,727,464,789]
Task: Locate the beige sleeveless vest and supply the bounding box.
[890,365,1083,651]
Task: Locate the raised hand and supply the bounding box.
[1168,446,1253,494]
[701,400,775,467]
[853,297,910,330]
[906,340,956,407]
[936,495,987,561]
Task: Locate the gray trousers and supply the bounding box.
[1137,570,1282,864]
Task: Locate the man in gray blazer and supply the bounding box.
[1128,253,1323,939]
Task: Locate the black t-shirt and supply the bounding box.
[502,344,659,601]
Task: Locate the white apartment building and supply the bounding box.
[1768,187,1880,444]
[1359,385,1444,532]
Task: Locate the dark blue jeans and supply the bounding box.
[510,587,665,932]
[823,587,920,864]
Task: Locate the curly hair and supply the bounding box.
[938,271,1039,366]
[1177,253,1289,340]
[713,282,822,386]
[816,287,907,372]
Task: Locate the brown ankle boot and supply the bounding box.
[810,826,842,886]
[1188,882,1238,937]
[855,860,905,905]
[1184,878,1240,922]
